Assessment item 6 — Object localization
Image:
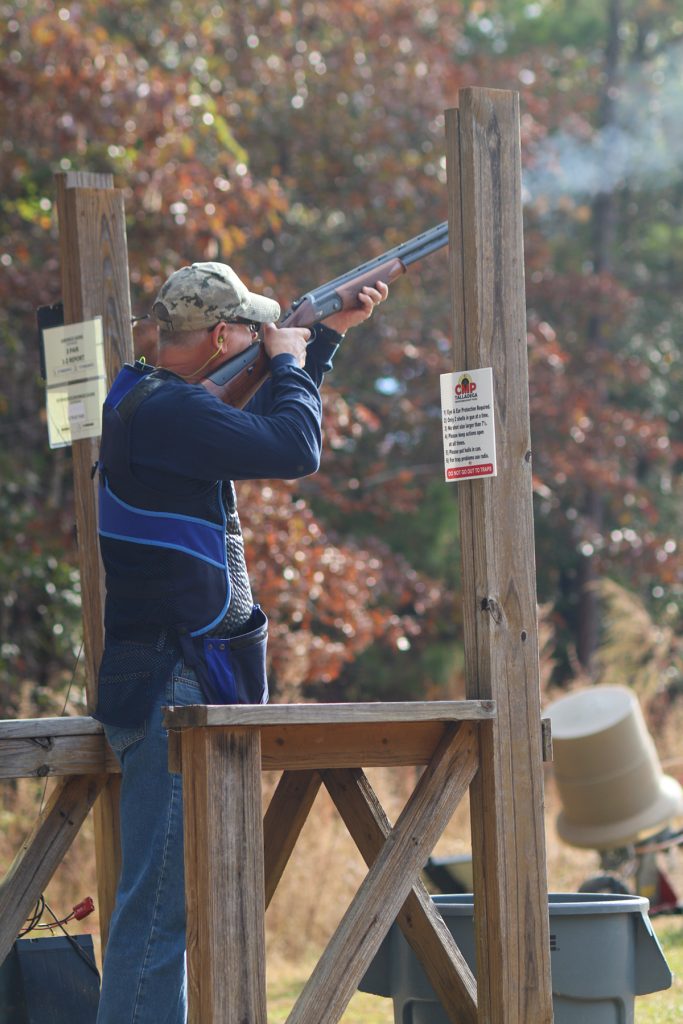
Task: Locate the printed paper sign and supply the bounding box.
[440,367,497,481]
[43,317,105,385]
[43,317,106,447]
[46,378,108,449]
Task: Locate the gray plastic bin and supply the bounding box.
[359,893,672,1023]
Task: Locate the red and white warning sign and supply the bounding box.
[440,367,497,482]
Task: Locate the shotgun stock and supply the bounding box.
[202,221,448,408]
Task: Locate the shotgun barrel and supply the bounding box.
[281,221,448,326]
[203,221,449,406]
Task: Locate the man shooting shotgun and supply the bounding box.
[94,229,393,1023]
[201,220,449,407]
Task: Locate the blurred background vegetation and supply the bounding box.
[2,1,683,1011]
[1,0,682,765]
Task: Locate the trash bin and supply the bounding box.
[359,893,672,1024]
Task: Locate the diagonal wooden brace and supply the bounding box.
[322,765,478,1024]
[264,770,322,908]
[0,773,107,963]
[285,721,479,1024]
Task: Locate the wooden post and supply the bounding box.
[446,89,554,1021]
[181,727,267,1024]
[54,170,134,949]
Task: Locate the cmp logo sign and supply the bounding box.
[454,373,477,399]
[440,366,497,482]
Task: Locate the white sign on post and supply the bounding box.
[440,367,497,481]
[43,317,107,449]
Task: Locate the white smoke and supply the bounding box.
[522,47,683,206]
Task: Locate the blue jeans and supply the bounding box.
[96,662,203,1024]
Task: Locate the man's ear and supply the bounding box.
[210,322,229,352]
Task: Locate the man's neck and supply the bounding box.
[157,344,224,383]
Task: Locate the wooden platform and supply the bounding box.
[163,700,496,1024]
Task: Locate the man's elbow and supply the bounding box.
[295,445,321,477]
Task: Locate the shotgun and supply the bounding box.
[202,221,448,408]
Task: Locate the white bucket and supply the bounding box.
[545,685,683,849]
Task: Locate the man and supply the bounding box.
[93,259,387,1024]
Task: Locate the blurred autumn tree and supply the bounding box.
[503,0,683,687]
[1,0,681,713]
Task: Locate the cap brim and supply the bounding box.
[238,291,281,323]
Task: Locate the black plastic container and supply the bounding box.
[0,935,100,1024]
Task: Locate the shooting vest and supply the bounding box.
[97,361,268,713]
[98,361,232,638]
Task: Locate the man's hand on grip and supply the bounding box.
[262,323,311,367]
[323,281,389,336]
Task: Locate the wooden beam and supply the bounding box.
[181,726,267,1024]
[0,733,119,778]
[0,716,105,738]
[322,766,478,1024]
[260,720,451,770]
[446,88,553,1023]
[168,720,451,773]
[55,170,135,950]
[0,773,107,964]
[54,171,134,713]
[285,722,479,1024]
[163,699,496,730]
[263,770,322,908]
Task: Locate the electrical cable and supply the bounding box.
[38,638,84,816]
[43,899,100,978]
[18,895,46,937]
[19,897,99,977]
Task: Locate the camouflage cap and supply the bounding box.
[150,261,280,332]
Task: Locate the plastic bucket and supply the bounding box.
[545,685,683,849]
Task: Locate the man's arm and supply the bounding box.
[131,364,324,485]
[202,283,389,408]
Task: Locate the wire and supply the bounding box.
[18,895,46,937]
[38,639,85,817]
[43,899,100,978]
[59,639,84,718]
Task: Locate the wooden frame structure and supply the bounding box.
[0,88,554,1023]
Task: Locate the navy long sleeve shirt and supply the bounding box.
[126,327,340,491]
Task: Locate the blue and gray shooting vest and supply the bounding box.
[96,361,268,722]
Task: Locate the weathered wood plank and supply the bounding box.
[285,722,479,1024]
[0,734,119,778]
[168,728,182,773]
[0,720,467,775]
[0,716,105,738]
[446,88,553,1023]
[260,721,449,770]
[91,775,122,951]
[542,717,553,763]
[62,171,114,190]
[182,727,266,1024]
[163,699,496,730]
[0,773,107,964]
[54,172,135,951]
[263,770,322,907]
[54,175,134,714]
[322,766,478,1024]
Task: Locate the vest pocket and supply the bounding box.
[181,606,269,706]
